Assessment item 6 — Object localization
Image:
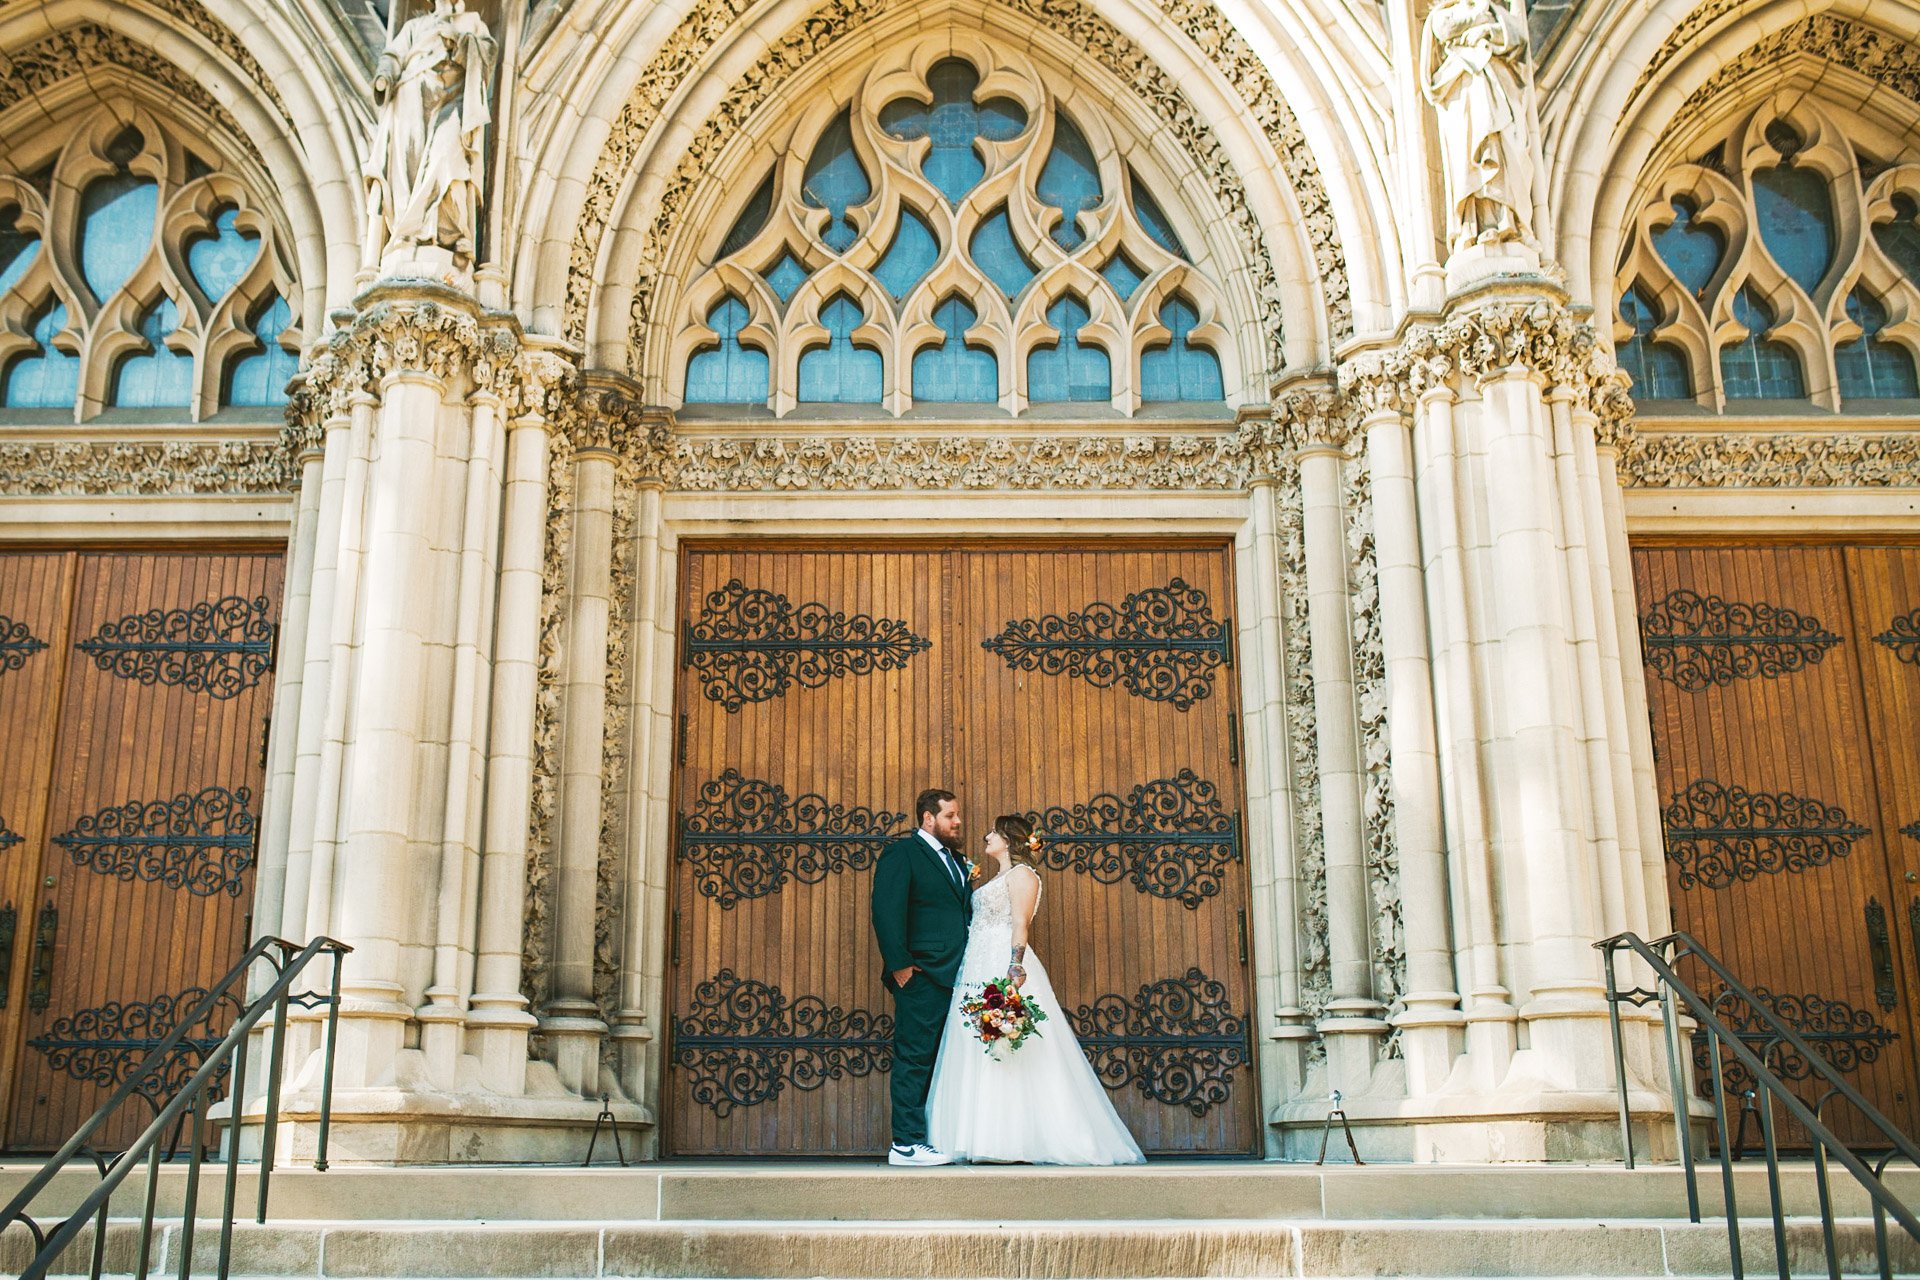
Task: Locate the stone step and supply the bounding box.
[7,1161,1919,1224]
[7,1215,1920,1279]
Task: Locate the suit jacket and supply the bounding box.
[871,832,972,988]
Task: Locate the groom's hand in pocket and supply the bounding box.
[891,965,917,988]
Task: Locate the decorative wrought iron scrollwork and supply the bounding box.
[0,816,20,855]
[672,970,893,1116]
[1876,609,1920,666]
[1639,589,1841,691]
[52,786,257,897]
[684,580,932,712]
[1029,770,1239,908]
[982,578,1232,710]
[1067,967,1248,1116]
[679,770,904,906]
[0,614,48,674]
[1691,985,1896,1102]
[27,987,242,1100]
[1661,778,1869,890]
[76,595,276,700]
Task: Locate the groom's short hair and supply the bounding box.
[915,788,956,823]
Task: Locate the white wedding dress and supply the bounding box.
[924,864,1145,1165]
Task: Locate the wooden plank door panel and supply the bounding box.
[1843,547,1920,1117]
[1634,546,1919,1146]
[952,544,1253,1154]
[0,552,78,1121]
[4,549,282,1152]
[666,542,1257,1157]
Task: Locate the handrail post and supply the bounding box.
[1754,1054,1788,1280]
[1707,1033,1744,1280]
[256,978,293,1222]
[315,947,345,1172]
[1660,983,1700,1223]
[1602,949,1636,1168]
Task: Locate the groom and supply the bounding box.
[870,787,971,1167]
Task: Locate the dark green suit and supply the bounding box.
[870,831,972,1147]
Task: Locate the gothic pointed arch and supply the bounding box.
[539,0,1361,387]
[1549,0,1920,316]
[0,22,319,421]
[650,33,1261,415]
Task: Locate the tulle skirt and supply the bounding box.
[924,929,1145,1166]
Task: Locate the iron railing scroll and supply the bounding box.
[1598,930,1920,1280]
[0,935,349,1280]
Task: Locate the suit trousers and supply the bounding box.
[886,973,951,1146]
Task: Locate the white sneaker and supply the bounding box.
[888,1143,954,1167]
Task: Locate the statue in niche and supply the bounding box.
[1420,0,1541,254]
[363,0,498,270]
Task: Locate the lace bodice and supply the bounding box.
[969,864,1039,938]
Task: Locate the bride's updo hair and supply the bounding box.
[993,814,1041,869]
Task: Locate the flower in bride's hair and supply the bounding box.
[1027,834,1041,854]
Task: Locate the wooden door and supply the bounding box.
[0,548,282,1152]
[666,541,1256,1157]
[1635,545,1920,1147]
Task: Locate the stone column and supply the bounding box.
[1409,380,1516,1083]
[466,353,564,1095]
[1356,379,1463,1094]
[254,411,327,947]
[1284,391,1388,1084]
[542,429,617,1095]
[420,381,507,1086]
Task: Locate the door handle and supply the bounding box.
[27,900,55,1013]
[0,901,14,1008]
[1867,896,1896,1012]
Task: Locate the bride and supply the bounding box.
[924,814,1145,1165]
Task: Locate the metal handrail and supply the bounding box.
[1598,929,1920,1280]
[0,935,350,1280]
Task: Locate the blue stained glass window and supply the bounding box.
[1037,113,1101,250]
[685,296,768,404]
[764,251,810,304]
[1616,287,1691,399]
[1028,294,1109,402]
[1835,289,1919,399]
[971,207,1036,298]
[111,297,193,408]
[225,293,299,407]
[1129,169,1188,259]
[721,175,774,258]
[802,112,871,254]
[79,171,158,302]
[1720,288,1805,400]
[911,297,997,402]
[1875,193,1920,286]
[1140,296,1223,401]
[879,59,1027,206]
[0,207,39,299]
[1101,249,1146,301]
[1753,161,1835,297]
[3,301,77,408]
[1650,196,1725,300]
[797,293,882,403]
[186,207,259,303]
[874,209,938,300]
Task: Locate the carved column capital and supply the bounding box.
[1275,386,1349,455]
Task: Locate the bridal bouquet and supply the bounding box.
[959,977,1049,1059]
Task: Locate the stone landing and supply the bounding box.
[4,1163,1917,1277]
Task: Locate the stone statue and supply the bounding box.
[363,0,498,270]
[1420,0,1540,255]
